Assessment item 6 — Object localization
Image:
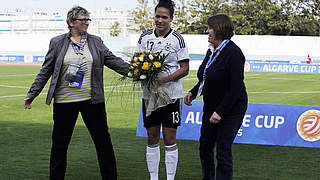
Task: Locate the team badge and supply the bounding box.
[165,43,171,51]
[296,110,320,142]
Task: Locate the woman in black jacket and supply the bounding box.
[184,14,248,180]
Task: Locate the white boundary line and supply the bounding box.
[249,91,320,94]
[0,94,26,98]
[246,77,319,82]
[0,85,33,89]
[0,84,132,89]
[0,93,46,99]
[2,83,320,99]
[0,74,37,77]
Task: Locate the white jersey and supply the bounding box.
[136,29,189,99]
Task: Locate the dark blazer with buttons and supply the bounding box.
[190,40,248,120]
[26,32,129,105]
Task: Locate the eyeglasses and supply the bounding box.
[74,18,92,23]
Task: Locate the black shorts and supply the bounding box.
[142,98,182,129]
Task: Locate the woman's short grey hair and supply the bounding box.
[207,14,234,40]
[66,6,90,29]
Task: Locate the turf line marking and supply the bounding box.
[246,77,318,82]
[0,84,131,90]
[0,93,46,99]
[270,78,318,82]
[248,91,320,94]
[0,94,26,98]
[0,74,37,77]
[104,84,133,89]
[104,90,142,93]
[184,78,197,81]
[245,74,262,76]
[0,85,33,89]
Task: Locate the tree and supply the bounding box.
[130,0,320,36]
[230,0,287,35]
[309,0,320,36]
[278,0,316,35]
[110,21,121,37]
[312,0,320,36]
[188,0,230,34]
[130,0,155,33]
[172,0,191,34]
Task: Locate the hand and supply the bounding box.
[184,92,193,106]
[210,112,221,124]
[24,98,32,109]
[157,76,170,87]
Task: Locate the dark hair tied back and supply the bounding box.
[155,0,175,18]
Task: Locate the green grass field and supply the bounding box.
[0,65,319,180]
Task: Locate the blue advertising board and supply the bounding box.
[0,55,24,62]
[0,55,45,63]
[33,56,45,63]
[247,62,320,74]
[136,101,320,148]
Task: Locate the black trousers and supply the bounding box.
[50,100,117,180]
[199,114,244,180]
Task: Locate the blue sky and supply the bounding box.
[1,0,138,11]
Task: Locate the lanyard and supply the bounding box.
[70,37,86,59]
[202,40,230,79]
[71,43,85,59]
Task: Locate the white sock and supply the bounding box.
[165,144,178,180]
[146,144,160,180]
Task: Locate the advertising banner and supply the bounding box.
[136,101,320,148]
[246,62,320,74]
[0,55,24,62]
[0,55,45,63]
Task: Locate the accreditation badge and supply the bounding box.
[68,73,84,88]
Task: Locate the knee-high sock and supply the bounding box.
[146,144,160,180]
[165,144,178,180]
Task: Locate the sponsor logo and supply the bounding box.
[296,110,320,142]
[244,62,250,72]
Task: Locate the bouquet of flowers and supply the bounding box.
[126,51,172,116]
[127,51,169,85]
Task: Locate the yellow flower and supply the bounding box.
[134,68,139,75]
[153,61,161,68]
[142,62,150,70]
[132,62,138,67]
[139,54,144,61]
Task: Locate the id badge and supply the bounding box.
[68,73,84,88]
[195,80,205,99]
[65,64,80,82]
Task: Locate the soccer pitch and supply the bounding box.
[0,65,319,179]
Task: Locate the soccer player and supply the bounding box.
[135,0,189,179]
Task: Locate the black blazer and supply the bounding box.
[190,40,248,120]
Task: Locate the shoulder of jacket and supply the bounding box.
[88,33,101,39]
[51,33,67,42]
[87,33,102,41]
[228,41,243,54]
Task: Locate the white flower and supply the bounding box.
[139,74,146,80]
[139,57,144,62]
[148,54,154,60]
[133,57,138,62]
[127,72,133,77]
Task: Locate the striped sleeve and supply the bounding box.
[138,30,153,44]
[172,31,186,48]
